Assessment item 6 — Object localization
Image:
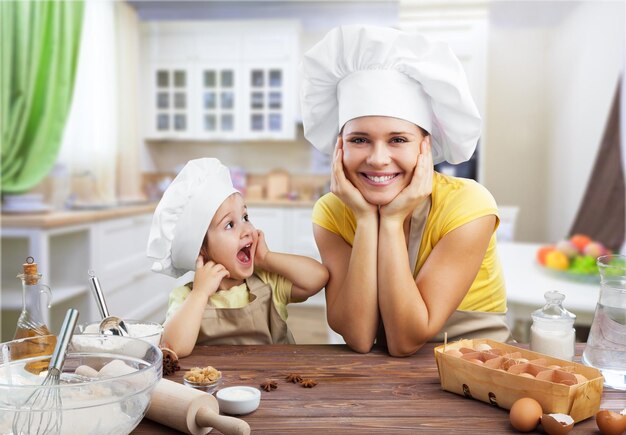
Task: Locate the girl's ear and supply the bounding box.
[199,235,210,263]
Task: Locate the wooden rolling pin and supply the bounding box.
[77,362,250,435]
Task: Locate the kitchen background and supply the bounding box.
[1,0,624,343]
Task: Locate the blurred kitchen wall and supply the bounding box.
[483,1,624,242]
[29,0,625,244]
[132,0,399,176]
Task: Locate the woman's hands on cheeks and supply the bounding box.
[193,256,230,297]
[380,137,433,223]
[253,229,270,269]
[331,136,377,219]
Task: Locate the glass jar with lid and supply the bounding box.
[530,291,576,361]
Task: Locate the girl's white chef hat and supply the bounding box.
[147,158,239,278]
[300,25,481,165]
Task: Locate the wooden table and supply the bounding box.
[133,344,624,434]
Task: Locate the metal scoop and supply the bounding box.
[88,270,129,336]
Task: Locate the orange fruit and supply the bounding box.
[545,250,569,270]
[536,245,555,265]
[570,234,592,253]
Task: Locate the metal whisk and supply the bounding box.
[12,308,79,435]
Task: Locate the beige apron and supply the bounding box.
[386,197,511,343]
[196,273,296,345]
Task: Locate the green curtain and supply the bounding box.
[1,0,84,194]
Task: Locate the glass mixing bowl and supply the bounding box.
[0,334,162,435]
[77,319,164,347]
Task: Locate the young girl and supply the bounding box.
[147,158,328,357]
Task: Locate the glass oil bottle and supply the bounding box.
[12,257,56,373]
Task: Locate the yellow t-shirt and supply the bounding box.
[165,269,293,322]
[312,172,506,313]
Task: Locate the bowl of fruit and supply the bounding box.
[536,234,611,282]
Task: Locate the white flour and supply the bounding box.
[0,360,153,435]
[82,322,163,347]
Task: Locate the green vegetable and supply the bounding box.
[569,255,598,275]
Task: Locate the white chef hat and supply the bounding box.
[147,158,239,278]
[300,25,481,165]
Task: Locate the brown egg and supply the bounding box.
[445,349,463,357]
[518,372,535,379]
[547,365,562,370]
[541,413,574,435]
[467,358,484,365]
[510,397,543,432]
[573,374,588,384]
[596,410,626,435]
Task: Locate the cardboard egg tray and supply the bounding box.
[434,338,603,422]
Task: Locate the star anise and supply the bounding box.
[161,347,180,377]
[285,373,303,383]
[300,379,317,388]
[260,379,278,392]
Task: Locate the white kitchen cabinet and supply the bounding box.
[247,206,319,259]
[142,21,299,141]
[247,205,324,308]
[196,65,239,139]
[247,207,287,253]
[288,208,321,261]
[241,63,294,140]
[149,65,193,139]
[1,224,94,340]
[1,213,174,341]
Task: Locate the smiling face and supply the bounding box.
[341,116,426,206]
[203,193,256,283]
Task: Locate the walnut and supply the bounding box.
[160,347,180,377]
[184,366,221,384]
[300,379,317,388]
[285,373,303,383]
[260,379,278,392]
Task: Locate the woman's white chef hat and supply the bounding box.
[147,158,239,278]
[300,25,481,164]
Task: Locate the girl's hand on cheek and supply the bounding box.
[380,137,433,222]
[253,229,270,268]
[331,136,377,219]
[193,256,230,297]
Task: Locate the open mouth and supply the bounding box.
[361,173,399,185]
[236,243,252,264]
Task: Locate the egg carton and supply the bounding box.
[434,338,603,423]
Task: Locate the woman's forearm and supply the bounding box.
[162,290,207,357]
[326,215,379,352]
[377,218,429,356]
[377,215,496,357]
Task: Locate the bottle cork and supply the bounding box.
[22,257,39,285]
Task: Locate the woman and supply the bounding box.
[301,25,511,357]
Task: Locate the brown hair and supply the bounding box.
[199,234,210,263]
[338,124,429,137]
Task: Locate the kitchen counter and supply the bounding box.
[133,343,620,434]
[0,203,158,228]
[245,198,317,207]
[0,198,317,229]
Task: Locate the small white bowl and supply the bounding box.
[216,386,261,415]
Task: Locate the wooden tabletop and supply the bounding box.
[133,344,624,434]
